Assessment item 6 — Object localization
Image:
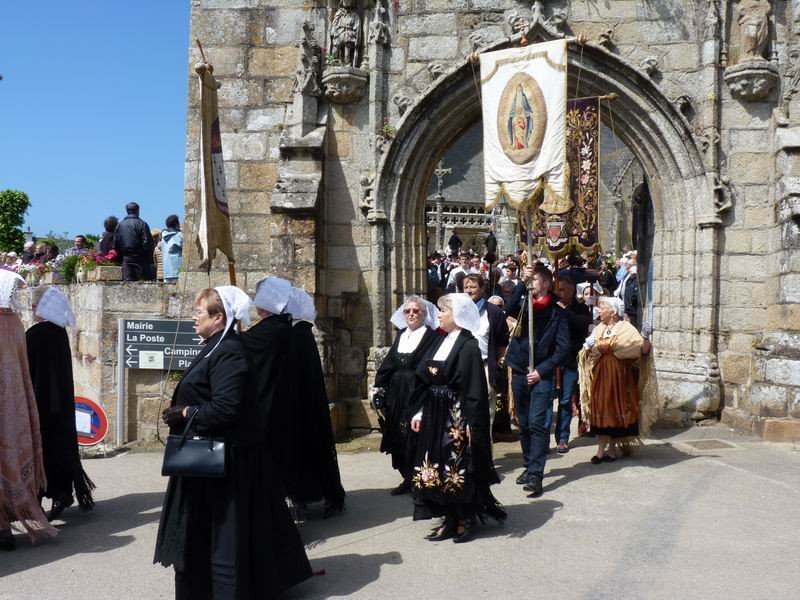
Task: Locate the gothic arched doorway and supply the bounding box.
[373,40,723,418]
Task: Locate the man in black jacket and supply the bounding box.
[505,265,570,495]
[548,276,592,453]
[114,202,155,281]
[463,274,510,428]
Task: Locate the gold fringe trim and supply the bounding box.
[481,47,567,85]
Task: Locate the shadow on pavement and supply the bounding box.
[298,487,416,549]
[0,491,165,577]
[281,551,403,599]
[540,441,702,495]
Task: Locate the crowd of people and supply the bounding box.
[0,202,184,284]
[374,243,656,526]
[1,228,657,595]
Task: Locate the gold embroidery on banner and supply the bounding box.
[480,49,567,85]
[497,72,547,165]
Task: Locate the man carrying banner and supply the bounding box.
[505,265,569,495]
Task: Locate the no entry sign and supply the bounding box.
[122,318,203,371]
[75,397,108,446]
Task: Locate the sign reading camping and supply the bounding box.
[122,319,203,371]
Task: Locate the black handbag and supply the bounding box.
[161,410,226,478]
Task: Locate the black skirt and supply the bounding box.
[154,442,311,597]
[379,353,416,473]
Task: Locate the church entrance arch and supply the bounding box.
[373,41,723,418]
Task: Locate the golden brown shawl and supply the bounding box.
[0,312,56,540]
[578,320,658,438]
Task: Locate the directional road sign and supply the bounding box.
[122,319,203,371]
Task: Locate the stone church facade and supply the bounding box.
[183,0,800,441]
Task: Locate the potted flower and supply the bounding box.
[80,252,98,282]
[58,254,82,284]
[17,263,41,286]
[94,249,122,281]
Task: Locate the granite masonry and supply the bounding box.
[48,1,800,445]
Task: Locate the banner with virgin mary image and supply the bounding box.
[480,39,568,214]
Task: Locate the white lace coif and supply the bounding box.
[253,277,293,314]
[0,269,25,310]
[390,297,440,330]
[447,293,481,335]
[35,287,76,328]
[285,287,316,323]
[600,296,625,318]
[204,286,252,356]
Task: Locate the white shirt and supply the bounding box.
[476,310,490,360]
[414,330,461,421]
[446,266,478,288]
[397,325,427,354]
[432,329,460,361]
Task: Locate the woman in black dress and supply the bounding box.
[409,293,505,543]
[269,285,346,520]
[373,296,439,495]
[27,287,95,521]
[154,286,311,599]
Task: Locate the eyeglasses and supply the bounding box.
[404,308,421,315]
[192,308,208,317]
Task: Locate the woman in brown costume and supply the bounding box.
[578,296,657,463]
[0,270,56,551]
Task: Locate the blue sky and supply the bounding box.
[0,2,190,238]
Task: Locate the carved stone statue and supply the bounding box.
[368,4,390,46]
[329,0,363,67]
[293,21,321,96]
[737,0,770,62]
[507,1,566,43]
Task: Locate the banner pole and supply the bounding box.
[526,203,535,373]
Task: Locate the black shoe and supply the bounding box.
[590,455,603,464]
[0,533,15,552]
[425,524,454,541]
[523,476,543,496]
[602,455,616,463]
[515,471,530,485]
[47,494,74,521]
[453,522,474,544]
[390,480,412,496]
[557,441,569,454]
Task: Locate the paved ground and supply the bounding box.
[2,425,799,600]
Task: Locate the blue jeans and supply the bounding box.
[511,372,554,479]
[544,367,578,444]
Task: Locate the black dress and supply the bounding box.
[154,329,311,600]
[268,320,346,512]
[374,327,438,479]
[409,330,505,524]
[26,321,95,508]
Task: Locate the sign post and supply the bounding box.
[116,318,203,447]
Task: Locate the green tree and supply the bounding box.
[0,189,31,253]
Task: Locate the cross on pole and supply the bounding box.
[433,159,452,197]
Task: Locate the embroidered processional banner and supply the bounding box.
[196,62,234,273]
[517,97,601,259]
[480,40,568,213]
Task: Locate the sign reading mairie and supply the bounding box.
[122,319,203,371]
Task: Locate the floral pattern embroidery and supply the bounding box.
[412,453,441,490]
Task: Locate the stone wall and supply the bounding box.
[185,1,800,441]
[22,283,184,446]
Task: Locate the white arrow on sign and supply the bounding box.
[125,356,137,368]
[192,336,203,343]
[126,345,138,356]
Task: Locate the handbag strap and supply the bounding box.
[178,409,200,446]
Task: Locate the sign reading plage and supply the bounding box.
[481,40,568,212]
